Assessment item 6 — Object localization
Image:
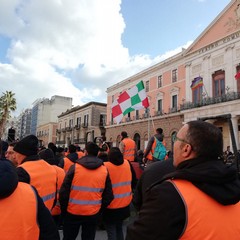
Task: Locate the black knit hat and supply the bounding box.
[13,135,39,156]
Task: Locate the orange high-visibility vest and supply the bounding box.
[122,138,136,162]
[104,160,132,209]
[145,138,166,161]
[19,160,57,211]
[0,182,39,240]
[51,165,65,216]
[63,157,75,173]
[67,164,108,216]
[77,151,85,159]
[170,179,240,240]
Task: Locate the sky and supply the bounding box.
[0,0,231,116]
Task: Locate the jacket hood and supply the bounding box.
[77,155,103,169]
[164,157,240,205]
[66,152,78,162]
[0,160,18,199]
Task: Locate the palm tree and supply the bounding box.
[0,91,17,139]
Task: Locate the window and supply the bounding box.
[69,119,73,127]
[76,117,81,126]
[172,69,177,83]
[191,77,203,103]
[236,65,240,92]
[84,114,89,126]
[172,95,177,109]
[146,80,149,92]
[212,70,225,97]
[158,75,162,88]
[136,110,139,119]
[157,99,163,113]
[192,86,203,103]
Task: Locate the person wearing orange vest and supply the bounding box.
[119,131,137,162]
[38,148,66,228]
[0,156,60,240]
[103,147,137,240]
[126,120,240,239]
[143,127,166,165]
[59,141,114,240]
[14,135,58,212]
[62,144,79,172]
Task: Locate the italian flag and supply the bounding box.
[111,80,149,124]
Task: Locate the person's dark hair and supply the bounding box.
[108,147,124,165]
[48,142,57,155]
[56,147,64,153]
[121,131,128,138]
[98,152,108,162]
[156,128,163,134]
[186,120,223,159]
[68,144,77,153]
[85,142,99,156]
[8,142,17,147]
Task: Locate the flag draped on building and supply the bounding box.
[190,77,203,89]
[111,80,149,124]
[235,72,240,80]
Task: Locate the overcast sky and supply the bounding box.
[0,0,230,116]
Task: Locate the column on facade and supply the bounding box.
[225,44,235,92]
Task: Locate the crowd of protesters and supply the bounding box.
[1,121,240,240]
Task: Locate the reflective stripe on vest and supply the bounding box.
[104,160,132,209]
[51,165,66,216]
[67,164,108,216]
[170,179,240,240]
[19,160,57,211]
[63,157,75,173]
[122,138,136,161]
[0,182,39,240]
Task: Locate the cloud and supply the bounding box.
[0,0,192,116]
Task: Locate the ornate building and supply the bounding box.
[106,0,240,154]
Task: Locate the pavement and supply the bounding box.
[59,207,137,240]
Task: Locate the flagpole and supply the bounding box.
[203,83,209,98]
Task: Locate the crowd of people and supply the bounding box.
[1,120,240,240]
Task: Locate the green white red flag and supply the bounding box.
[111,80,149,124]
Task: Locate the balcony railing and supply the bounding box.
[180,92,240,111]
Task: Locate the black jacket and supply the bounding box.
[133,158,175,211]
[126,157,240,240]
[59,155,114,220]
[0,159,59,240]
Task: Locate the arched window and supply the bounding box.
[133,133,141,150]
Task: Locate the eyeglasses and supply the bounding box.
[173,135,189,144]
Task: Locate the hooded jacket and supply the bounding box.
[59,155,114,219]
[0,159,60,240]
[126,157,240,240]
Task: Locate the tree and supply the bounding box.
[0,91,17,139]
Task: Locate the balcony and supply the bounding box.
[62,128,66,132]
[56,140,65,145]
[155,110,164,116]
[56,129,61,133]
[180,92,240,111]
[66,127,72,132]
[81,123,88,128]
[75,124,81,130]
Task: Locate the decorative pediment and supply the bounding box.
[170,87,180,94]
[185,1,240,55]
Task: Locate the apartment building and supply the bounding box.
[56,102,107,149]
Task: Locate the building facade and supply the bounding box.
[106,0,240,153]
[32,95,72,145]
[56,102,107,149]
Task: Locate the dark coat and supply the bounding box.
[126,157,240,240]
[133,158,175,211]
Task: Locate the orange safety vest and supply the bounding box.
[170,179,240,240]
[63,157,75,173]
[51,165,66,216]
[145,138,166,161]
[0,182,39,240]
[77,151,85,159]
[104,160,132,209]
[67,164,108,216]
[122,138,136,162]
[19,160,57,211]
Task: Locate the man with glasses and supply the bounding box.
[126,120,240,239]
